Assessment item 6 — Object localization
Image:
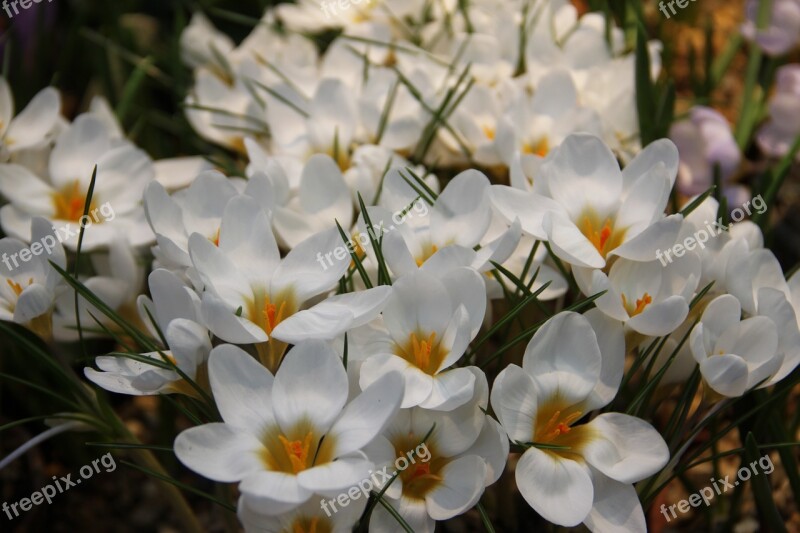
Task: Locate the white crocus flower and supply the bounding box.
[265,78,357,170]
[188,195,389,370]
[84,318,211,397]
[144,170,271,274]
[495,70,603,179]
[185,67,266,153]
[136,268,202,344]
[0,114,154,250]
[367,373,508,532]
[249,153,353,249]
[358,268,485,410]
[689,294,785,397]
[174,341,404,515]
[0,217,66,339]
[490,311,668,531]
[490,134,682,269]
[0,78,61,159]
[574,254,700,337]
[179,12,235,75]
[374,168,517,278]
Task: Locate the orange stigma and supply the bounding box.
[621,293,652,317]
[279,432,313,474]
[263,300,288,335]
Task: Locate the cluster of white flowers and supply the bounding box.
[1,0,799,532]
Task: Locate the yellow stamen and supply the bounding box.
[292,517,320,533]
[278,432,313,474]
[621,293,653,317]
[482,125,496,140]
[52,180,97,222]
[538,410,584,442]
[415,244,438,267]
[523,137,549,157]
[210,228,221,247]
[411,332,436,370]
[6,278,25,296]
[583,216,613,255]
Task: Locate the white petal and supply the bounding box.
[700,354,750,397]
[515,447,593,527]
[489,364,537,443]
[209,344,276,434]
[271,286,392,343]
[369,496,434,533]
[174,423,264,482]
[325,372,404,457]
[489,185,562,239]
[425,455,485,520]
[6,87,60,151]
[273,340,349,433]
[239,471,312,514]
[626,296,689,337]
[200,292,268,344]
[297,456,374,494]
[582,413,669,483]
[523,312,602,404]
[272,227,349,302]
[544,134,622,220]
[359,353,434,409]
[382,270,451,343]
[583,309,625,411]
[463,417,509,485]
[418,367,476,411]
[583,470,647,533]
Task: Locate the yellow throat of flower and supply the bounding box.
[52,180,97,222]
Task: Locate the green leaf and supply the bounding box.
[744,433,787,532]
[335,219,373,289]
[635,23,655,146]
[679,185,717,217]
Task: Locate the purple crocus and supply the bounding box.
[742,0,800,56]
[669,106,741,197]
[757,64,800,158]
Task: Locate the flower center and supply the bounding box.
[537,410,583,443]
[52,180,97,222]
[279,433,313,474]
[6,278,29,297]
[264,300,288,335]
[534,400,594,459]
[482,125,496,140]
[393,435,444,501]
[396,332,446,375]
[415,243,438,267]
[210,227,221,247]
[621,292,653,317]
[260,424,335,475]
[291,517,331,533]
[579,210,626,259]
[522,137,549,157]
